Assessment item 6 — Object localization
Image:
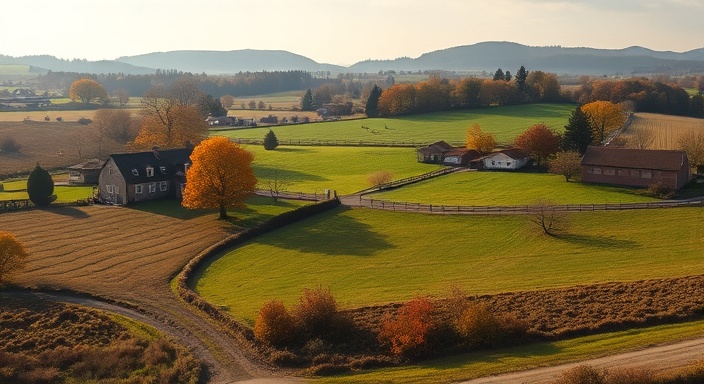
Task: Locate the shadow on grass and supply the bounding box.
[129,199,211,220]
[557,233,638,249]
[41,206,90,218]
[252,206,395,256]
[270,146,312,153]
[416,342,562,372]
[254,165,328,183]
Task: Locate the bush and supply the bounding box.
[77,117,92,125]
[27,164,55,207]
[254,300,297,346]
[646,182,675,199]
[452,302,528,348]
[0,137,21,153]
[263,129,279,150]
[377,297,435,358]
[293,286,340,338]
[552,365,605,384]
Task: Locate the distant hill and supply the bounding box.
[1,42,703,76]
[116,49,345,74]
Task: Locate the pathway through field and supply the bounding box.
[2,205,289,383]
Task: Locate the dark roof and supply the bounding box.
[581,146,688,171]
[68,159,104,170]
[491,148,530,159]
[444,148,482,158]
[418,141,455,156]
[108,148,192,184]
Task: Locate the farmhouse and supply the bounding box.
[581,146,691,190]
[417,141,454,163]
[98,147,192,205]
[67,159,104,185]
[478,148,531,170]
[442,148,482,166]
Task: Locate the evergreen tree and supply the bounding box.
[300,89,314,111]
[492,68,505,81]
[365,85,382,117]
[27,164,54,207]
[504,70,512,82]
[263,129,279,150]
[562,106,593,154]
[515,66,528,94]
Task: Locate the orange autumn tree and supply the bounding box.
[513,123,562,166]
[466,123,497,154]
[581,100,626,144]
[132,105,207,150]
[0,231,29,285]
[182,137,257,219]
[69,78,107,104]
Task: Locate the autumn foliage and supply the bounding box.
[0,232,28,285]
[182,137,257,219]
[465,124,497,154]
[378,297,436,357]
[254,300,297,346]
[132,105,207,149]
[581,100,626,144]
[69,78,107,104]
[514,123,562,165]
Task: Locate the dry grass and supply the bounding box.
[620,113,704,150]
[0,109,141,123]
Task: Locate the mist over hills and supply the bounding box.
[2,42,703,76]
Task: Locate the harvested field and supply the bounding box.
[0,121,128,177]
[620,113,704,150]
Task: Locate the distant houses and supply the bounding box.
[417,141,530,170]
[581,146,691,190]
[67,159,104,185]
[97,147,192,206]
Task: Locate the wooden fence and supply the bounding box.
[231,138,464,148]
[356,197,703,213]
[355,167,462,194]
[255,189,333,201]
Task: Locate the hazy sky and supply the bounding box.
[3,0,703,66]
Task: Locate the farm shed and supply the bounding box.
[98,147,192,206]
[443,148,482,166]
[417,141,454,163]
[581,146,691,190]
[479,148,531,170]
[67,159,104,185]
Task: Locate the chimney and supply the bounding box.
[152,146,160,159]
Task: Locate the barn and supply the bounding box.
[479,148,531,170]
[581,146,691,190]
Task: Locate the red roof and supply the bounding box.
[581,146,688,171]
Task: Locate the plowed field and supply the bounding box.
[622,113,704,150]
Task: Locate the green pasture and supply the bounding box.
[0,65,31,76]
[316,319,704,384]
[370,171,660,205]
[194,207,704,326]
[0,179,92,203]
[246,145,443,195]
[216,103,575,144]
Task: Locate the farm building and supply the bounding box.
[581,146,691,190]
[98,147,192,206]
[67,159,104,185]
[478,148,531,170]
[417,141,454,163]
[443,148,482,166]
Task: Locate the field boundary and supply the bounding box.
[231,137,464,148]
[354,196,704,213]
[0,199,32,212]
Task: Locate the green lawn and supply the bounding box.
[315,320,704,384]
[216,103,575,145]
[194,207,704,326]
[0,179,93,203]
[369,171,660,206]
[247,145,443,195]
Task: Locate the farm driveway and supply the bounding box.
[2,205,292,383]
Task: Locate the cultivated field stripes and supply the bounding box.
[621,113,704,150]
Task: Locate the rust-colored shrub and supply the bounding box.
[377,297,435,357]
[254,300,297,346]
[552,365,605,384]
[605,366,655,384]
[454,303,501,346]
[293,286,339,338]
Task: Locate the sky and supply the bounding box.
[2,0,703,66]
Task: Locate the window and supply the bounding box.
[159,181,167,191]
[184,163,190,173]
[641,170,652,178]
[604,168,615,176]
[106,185,114,194]
[593,168,602,175]
[132,169,139,176]
[108,166,114,175]
[149,183,156,193]
[160,166,167,174]
[135,185,143,194]
[618,169,628,176]
[631,170,640,177]
[507,162,512,167]
[146,166,154,177]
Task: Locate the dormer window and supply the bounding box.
[184,163,190,174]
[132,169,139,176]
[146,166,154,177]
[160,166,167,174]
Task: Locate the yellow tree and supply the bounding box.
[581,101,626,144]
[131,105,207,149]
[0,231,29,285]
[182,137,257,219]
[69,78,107,104]
[466,124,497,154]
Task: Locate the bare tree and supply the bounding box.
[527,200,568,236]
[263,170,291,202]
[678,130,704,174]
[627,126,655,149]
[367,170,394,188]
[548,151,583,182]
[114,89,130,106]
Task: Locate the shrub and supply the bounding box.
[254,300,297,346]
[367,170,394,188]
[605,366,655,384]
[77,117,92,125]
[27,164,55,207]
[646,182,675,199]
[293,286,340,338]
[552,365,605,384]
[263,129,279,150]
[377,297,435,358]
[453,302,528,348]
[0,137,21,153]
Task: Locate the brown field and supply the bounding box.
[0,109,141,123]
[620,113,704,150]
[0,121,129,177]
[225,108,334,122]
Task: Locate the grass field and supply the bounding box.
[621,112,704,150]
[216,103,576,145]
[317,319,704,384]
[0,176,94,202]
[246,144,443,195]
[194,206,704,325]
[369,171,660,205]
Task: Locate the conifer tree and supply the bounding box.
[27,164,54,207]
[263,129,279,150]
[562,106,593,154]
[365,85,382,117]
[300,89,314,111]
